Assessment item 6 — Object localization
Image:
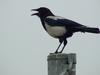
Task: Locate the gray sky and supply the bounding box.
[0,0,100,75]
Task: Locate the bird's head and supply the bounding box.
[31,7,54,18]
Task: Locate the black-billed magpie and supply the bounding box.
[31,7,100,53]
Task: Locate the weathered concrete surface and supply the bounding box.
[47,53,76,75]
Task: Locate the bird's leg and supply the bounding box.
[59,39,67,53]
[54,39,63,53]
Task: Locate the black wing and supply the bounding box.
[45,16,85,28]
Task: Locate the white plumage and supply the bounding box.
[45,22,67,38]
[47,16,65,20]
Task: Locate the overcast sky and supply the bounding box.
[0,0,100,75]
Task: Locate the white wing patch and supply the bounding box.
[47,16,65,20]
[45,23,67,38]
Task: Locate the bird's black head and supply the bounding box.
[31,7,54,18]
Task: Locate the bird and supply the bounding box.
[31,7,100,53]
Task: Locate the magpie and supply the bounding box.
[31,7,100,53]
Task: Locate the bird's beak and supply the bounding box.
[31,9,38,16]
[31,13,38,16]
[31,9,37,11]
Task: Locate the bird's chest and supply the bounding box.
[45,23,67,38]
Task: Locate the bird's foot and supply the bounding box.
[59,51,62,53]
[54,51,58,54]
[54,51,62,54]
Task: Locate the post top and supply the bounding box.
[47,53,76,62]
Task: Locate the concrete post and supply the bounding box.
[47,53,76,75]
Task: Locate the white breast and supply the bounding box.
[45,23,67,38]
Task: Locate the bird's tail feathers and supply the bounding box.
[78,26,100,33]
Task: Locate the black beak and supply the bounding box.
[31,13,39,16]
[31,9,38,16]
[31,9,37,11]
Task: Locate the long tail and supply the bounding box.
[77,26,100,33]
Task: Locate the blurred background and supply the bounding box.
[0,0,100,75]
